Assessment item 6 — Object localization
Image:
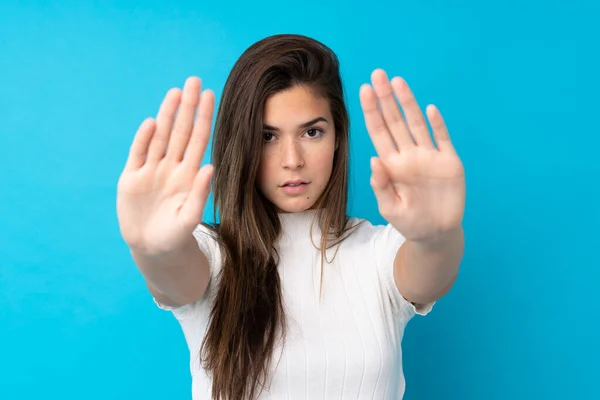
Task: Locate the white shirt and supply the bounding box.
[155,209,434,399]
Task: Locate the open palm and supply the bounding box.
[116,77,215,254]
[360,69,466,243]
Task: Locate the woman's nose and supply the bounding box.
[281,139,304,170]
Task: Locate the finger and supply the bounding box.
[184,89,215,168]
[371,69,415,150]
[391,76,434,149]
[370,157,397,216]
[125,118,156,171]
[179,164,214,227]
[360,84,397,159]
[426,104,455,153]
[167,77,202,162]
[147,88,182,163]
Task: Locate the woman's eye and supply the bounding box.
[263,132,275,142]
[305,128,323,138]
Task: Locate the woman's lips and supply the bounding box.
[281,182,309,194]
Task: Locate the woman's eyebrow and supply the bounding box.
[263,117,329,131]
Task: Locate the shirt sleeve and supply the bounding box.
[153,223,221,319]
[373,223,435,321]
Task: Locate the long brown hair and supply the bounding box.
[201,34,358,400]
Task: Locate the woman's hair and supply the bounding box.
[201,33,359,400]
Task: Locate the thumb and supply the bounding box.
[180,164,214,227]
[370,157,396,215]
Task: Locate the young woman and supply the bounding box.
[117,34,466,400]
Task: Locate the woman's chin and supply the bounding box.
[273,200,316,214]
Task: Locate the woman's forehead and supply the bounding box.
[263,86,331,128]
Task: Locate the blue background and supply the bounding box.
[1,0,598,399]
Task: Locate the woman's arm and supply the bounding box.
[131,235,210,307]
[394,226,464,305]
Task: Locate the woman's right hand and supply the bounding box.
[116,77,215,256]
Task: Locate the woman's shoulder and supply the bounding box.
[192,222,222,268]
[340,215,387,244]
[341,215,404,250]
[193,221,220,242]
[345,214,388,234]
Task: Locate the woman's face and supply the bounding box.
[257,85,337,213]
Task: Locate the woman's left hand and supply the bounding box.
[359,69,466,243]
